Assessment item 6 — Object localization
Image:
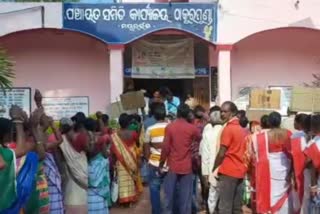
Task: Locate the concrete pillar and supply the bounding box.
[108,45,124,103]
[217,44,232,105]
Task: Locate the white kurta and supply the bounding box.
[199,124,223,176]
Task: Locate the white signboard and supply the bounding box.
[234,87,250,111]
[42,97,89,120]
[132,38,195,79]
[0,88,31,118]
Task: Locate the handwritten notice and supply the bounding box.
[63,3,217,43]
[42,97,89,120]
[0,88,31,118]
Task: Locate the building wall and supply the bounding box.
[231,28,320,99]
[217,0,320,43]
[0,29,110,112]
[1,1,320,44]
[0,3,62,37]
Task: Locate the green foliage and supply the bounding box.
[109,118,119,129]
[0,48,15,91]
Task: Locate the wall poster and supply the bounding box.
[0,87,31,118]
[42,96,89,120]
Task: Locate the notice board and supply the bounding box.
[0,87,31,118]
[42,96,89,120]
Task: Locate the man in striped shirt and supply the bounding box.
[144,103,168,214]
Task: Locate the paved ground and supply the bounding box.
[110,187,151,214]
[110,186,207,214]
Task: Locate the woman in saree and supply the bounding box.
[84,118,111,213]
[250,112,294,214]
[290,114,311,214]
[128,114,144,194]
[111,113,139,205]
[304,114,320,213]
[59,117,88,214]
[42,115,64,214]
[24,107,50,214]
[0,105,39,214]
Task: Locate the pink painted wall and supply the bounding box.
[231,28,320,99]
[0,29,110,113]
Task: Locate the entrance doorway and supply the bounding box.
[132,78,192,100]
[124,34,211,109]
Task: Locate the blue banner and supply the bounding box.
[63,3,217,44]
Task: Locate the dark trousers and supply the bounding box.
[217,174,243,214]
[164,171,193,214]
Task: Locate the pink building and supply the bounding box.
[0,1,319,117]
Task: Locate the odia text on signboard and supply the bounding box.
[0,88,31,118]
[42,97,89,120]
[63,3,217,43]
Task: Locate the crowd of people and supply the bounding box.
[1,87,320,214]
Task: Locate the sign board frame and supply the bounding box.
[0,87,31,118]
[42,96,90,120]
[63,3,218,44]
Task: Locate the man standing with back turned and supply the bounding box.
[212,101,247,214]
[160,104,201,214]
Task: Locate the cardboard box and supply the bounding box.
[250,89,281,109]
[120,91,146,110]
[290,87,320,112]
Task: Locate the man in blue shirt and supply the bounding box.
[160,87,180,117]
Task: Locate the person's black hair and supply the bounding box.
[149,102,165,116]
[260,114,270,129]
[0,118,13,145]
[72,112,86,131]
[194,105,205,113]
[237,110,246,118]
[119,113,130,129]
[194,105,206,119]
[132,114,141,124]
[294,113,308,128]
[311,114,320,134]
[209,106,221,114]
[177,104,191,119]
[84,118,97,132]
[239,116,249,128]
[101,114,109,125]
[154,104,166,121]
[71,112,86,122]
[268,111,282,128]
[304,115,311,134]
[222,101,238,116]
[159,87,171,97]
